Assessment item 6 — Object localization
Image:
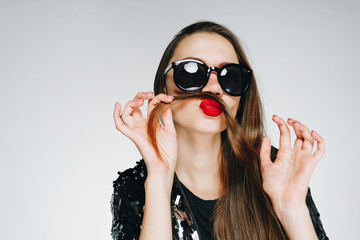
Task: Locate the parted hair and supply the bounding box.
[150,21,288,240]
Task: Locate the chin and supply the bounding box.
[175,118,227,135]
[198,119,226,132]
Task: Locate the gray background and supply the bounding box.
[1,0,359,239]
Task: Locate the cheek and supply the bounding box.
[171,101,186,118]
[232,104,240,117]
[165,78,184,96]
[171,101,189,123]
[227,97,241,118]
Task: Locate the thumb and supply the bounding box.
[260,136,272,171]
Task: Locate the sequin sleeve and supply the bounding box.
[110,160,147,240]
[306,189,329,240]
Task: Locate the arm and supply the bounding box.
[113,91,177,240]
[140,176,173,240]
[260,116,326,240]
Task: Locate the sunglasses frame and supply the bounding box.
[164,59,252,96]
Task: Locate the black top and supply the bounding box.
[111,146,329,240]
[179,180,217,240]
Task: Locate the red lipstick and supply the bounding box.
[200,98,222,117]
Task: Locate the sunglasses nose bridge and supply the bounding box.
[208,66,222,79]
[202,66,224,96]
[208,66,220,73]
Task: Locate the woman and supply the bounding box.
[111,21,328,240]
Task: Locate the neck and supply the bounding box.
[174,123,222,200]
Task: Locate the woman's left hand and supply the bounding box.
[260,115,325,218]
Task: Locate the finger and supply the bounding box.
[121,99,146,126]
[131,106,143,121]
[132,92,153,120]
[147,94,174,117]
[287,118,304,151]
[133,91,154,101]
[273,115,291,151]
[113,102,130,136]
[260,136,272,172]
[311,130,325,160]
[162,104,175,132]
[130,100,145,121]
[294,122,314,152]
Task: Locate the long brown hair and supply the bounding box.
[150,21,287,239]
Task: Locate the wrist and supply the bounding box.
[270,194,308,220]
[145,174,174,195]
[273,202,309,224]
[272,202,317,239]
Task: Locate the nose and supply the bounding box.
[201,71,223,96]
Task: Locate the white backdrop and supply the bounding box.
[1,0,359,239]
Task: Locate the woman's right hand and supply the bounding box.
[114,92,176,239]
[113,91,177,181]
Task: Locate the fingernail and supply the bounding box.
[273,114,278,118]
[135,99,144,102]
[167,95,174,99]
[146,91,153,94]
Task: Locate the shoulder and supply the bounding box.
[113,159,147,192]
[111,160,147,240]
[270,146,278,162]
[305,189,329,239]
[112,159,147,208]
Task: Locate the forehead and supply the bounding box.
[170,32,239,66]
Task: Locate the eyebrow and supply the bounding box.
[181,56,237,67]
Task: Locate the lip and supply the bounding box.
[199,98,222,117]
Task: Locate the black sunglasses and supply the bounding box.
[164,59,252,96]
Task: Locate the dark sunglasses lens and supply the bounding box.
[174,61,207,92]
[220,65,250,96]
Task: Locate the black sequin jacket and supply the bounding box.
[111,147,329,240]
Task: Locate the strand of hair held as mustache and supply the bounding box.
[147,92,256,165]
